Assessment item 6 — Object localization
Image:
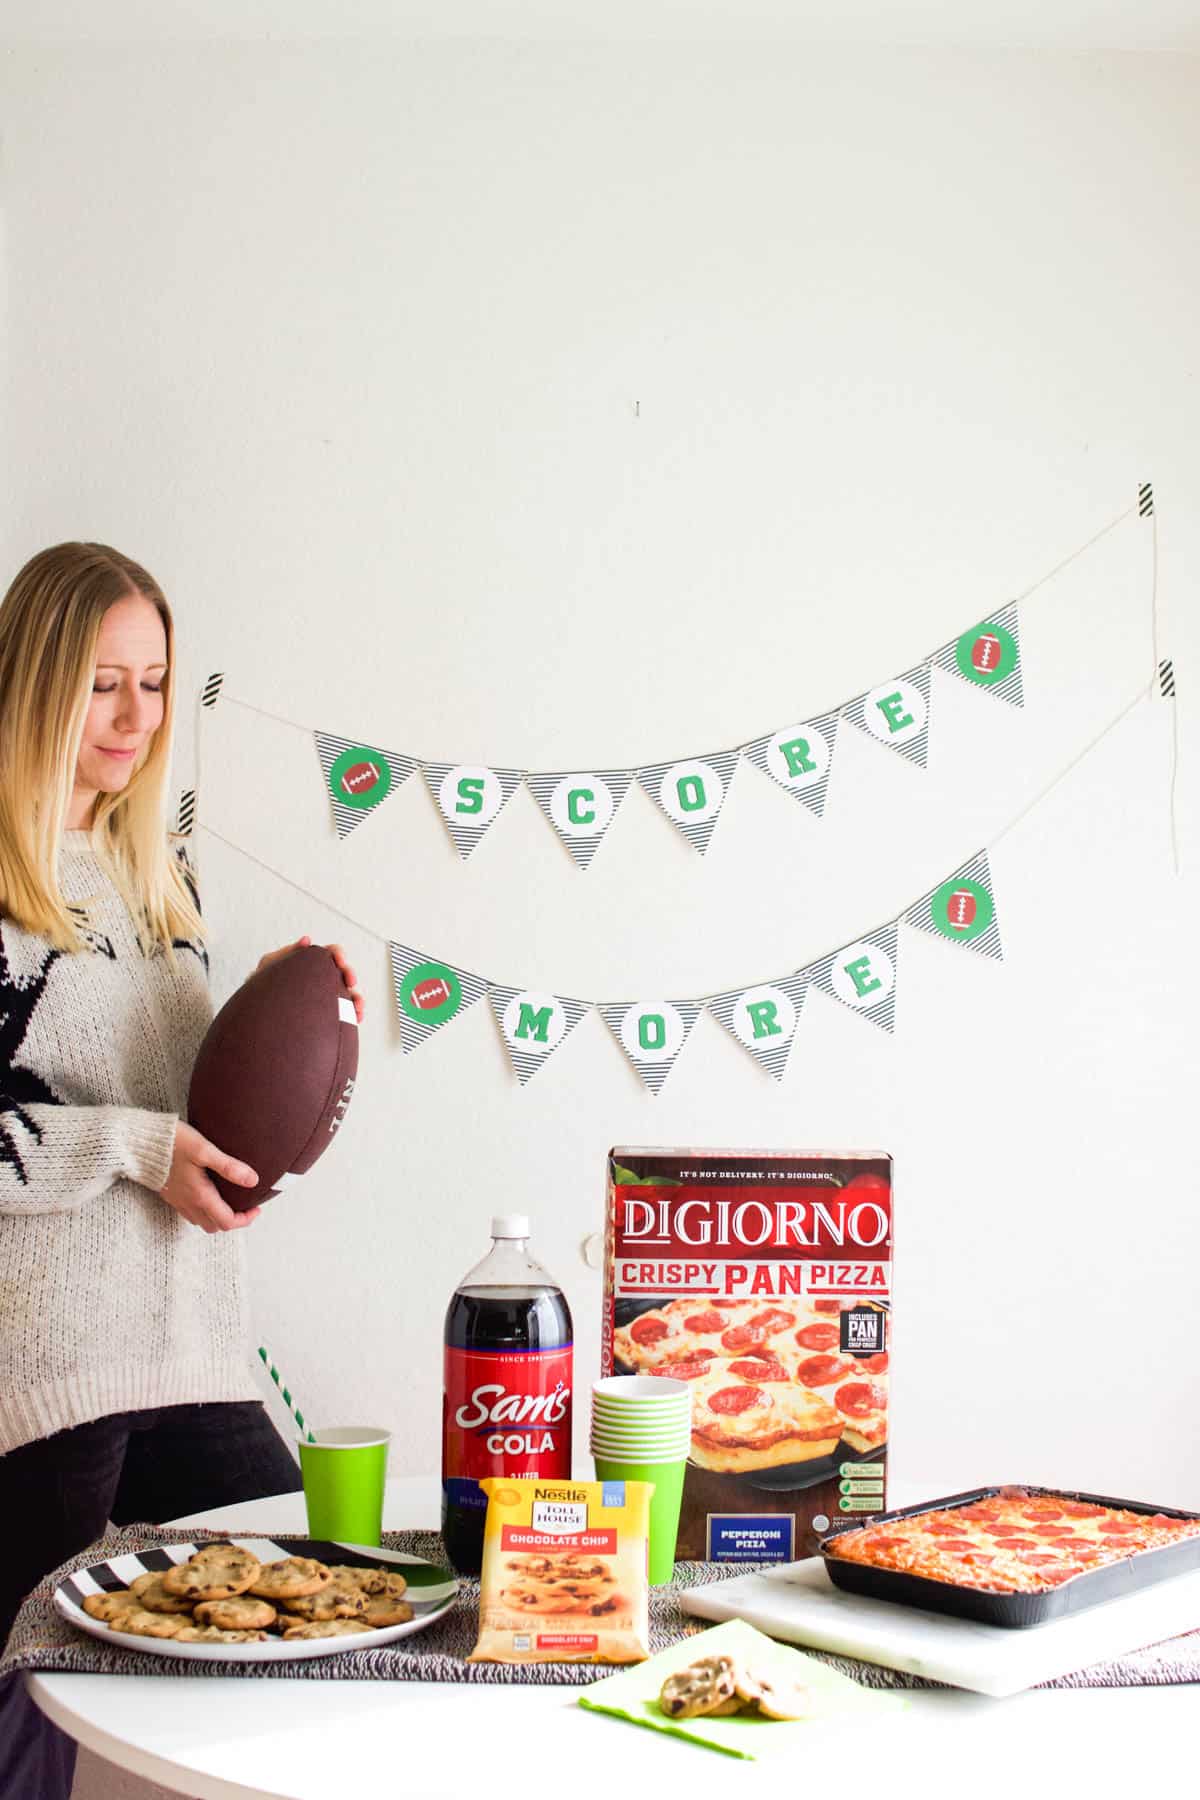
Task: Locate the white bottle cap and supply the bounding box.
[491,1213,530,1239]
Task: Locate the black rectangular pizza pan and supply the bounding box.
[818,1484,1200,1628]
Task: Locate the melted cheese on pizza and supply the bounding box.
[826,1491,1200,1593]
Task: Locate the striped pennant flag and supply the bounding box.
[388,942,489,1053]
[804,922,899,1034]
[741,710,840,819]
[175,788,196,838]
[422,762,523,859]
[200,671,224,709]
[844,663,932,770]
[488,986,590,1084]
[1139,482,1154,517]
[315,732,416,840]
[1158,658,1176,700]
[932,604,1024,708]
[637,751,740,855]
[706,975,809,1081]
[904,850,1003,960]
[599,998,704,1094]
[524,768,635,870]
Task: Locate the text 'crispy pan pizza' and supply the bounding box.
[187,946,358,1212]
[613,1295,888,1474]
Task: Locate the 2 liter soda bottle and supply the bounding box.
[441,1215,573,1574]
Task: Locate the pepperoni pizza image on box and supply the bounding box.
[602,1148,893,1563]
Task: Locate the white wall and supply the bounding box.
[2,41,1197,1511]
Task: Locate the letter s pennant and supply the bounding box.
[421,762,523,859]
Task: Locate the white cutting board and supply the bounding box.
[678,1557,1200,1697]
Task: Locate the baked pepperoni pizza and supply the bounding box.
[825,1490,1200,1594]
[613,1294,888,1473]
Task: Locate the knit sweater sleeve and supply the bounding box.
[0,1097,178,1215]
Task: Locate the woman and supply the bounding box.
[0,541,364,1796]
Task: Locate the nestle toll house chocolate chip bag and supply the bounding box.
[602,1148,893,1562]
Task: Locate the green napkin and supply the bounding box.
[578,1619,905,1760]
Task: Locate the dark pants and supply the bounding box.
[0,1399,301,1800]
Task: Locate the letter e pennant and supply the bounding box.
[805,923,899,1033]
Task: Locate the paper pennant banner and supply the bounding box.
[599,999,703,1094]
[315,732,417,839]
[388,943,489,1052]
[932,604,1024,708]
[637,751,740,855]
[421,762,523,859]
[844,664,932,771]
[487,985,590,1083]
[706,975,810,1080]
[523,769,635,870]
[905,850,1003,960]
[742,711,840,819]
[805,923,899,1034]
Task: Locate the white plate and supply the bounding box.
[54,1535,458,1664]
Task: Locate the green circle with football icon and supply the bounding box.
[955,620,1018,686]
[929,877,994,942]
[329,746,393,810]
[398,960,462,1023]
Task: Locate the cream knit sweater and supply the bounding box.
[0,830,260,1456]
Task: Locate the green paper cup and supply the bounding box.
[593,1376,689,1408]
[590,1428,691,1455]
[594,1452,686,1584]
[297,1426,390,1546]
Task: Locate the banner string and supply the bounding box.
[196,678,1152,1007]
[218,499,1139,775]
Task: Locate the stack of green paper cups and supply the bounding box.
[591,1376,691,1583]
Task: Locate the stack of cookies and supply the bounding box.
[80,1545,413,1645]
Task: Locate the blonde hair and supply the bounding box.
[0,541,206,960]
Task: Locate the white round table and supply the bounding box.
[27,1478,1200,1800]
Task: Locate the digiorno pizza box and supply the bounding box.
[602,1147,893,1563]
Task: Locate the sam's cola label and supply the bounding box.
[442,1345,573,1489]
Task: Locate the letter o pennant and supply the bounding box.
[600,999,703,1094]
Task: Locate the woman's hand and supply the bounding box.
[255,935,365,1023]
[159,1121,262,1233]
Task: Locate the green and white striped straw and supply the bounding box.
[258,1346,316,1443]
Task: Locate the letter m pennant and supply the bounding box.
[488,986,590,1084]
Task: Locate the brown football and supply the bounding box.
[187,946,358,1211]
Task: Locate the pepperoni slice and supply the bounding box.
[748,1308,795,1333]
[1058,1502,1107,1520]
[796,1354,854,1387]
[728,1357,789,1383]
[1031,1525,1076,1538]
[683,1310,725,1334]
[1096,1518,1141,1532]
[834,1380,886,1417]
[630,1315,670,1346]
[707,1384,763,1416]
[812,1298,854,1313]
[1021,1505,1064,1521]
[721,1326,765,1352]
[924,1522,971,1538]
[993,1537,1039,1551]
[951,1551,996,1567]
[711,1299,743,1309]
[795,1323,840,1351]
[864,1352,889,1373]
[1017,1553,1061,1566]
[655,1353,714,1381]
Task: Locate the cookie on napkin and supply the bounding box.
[578,1619,905,1759]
